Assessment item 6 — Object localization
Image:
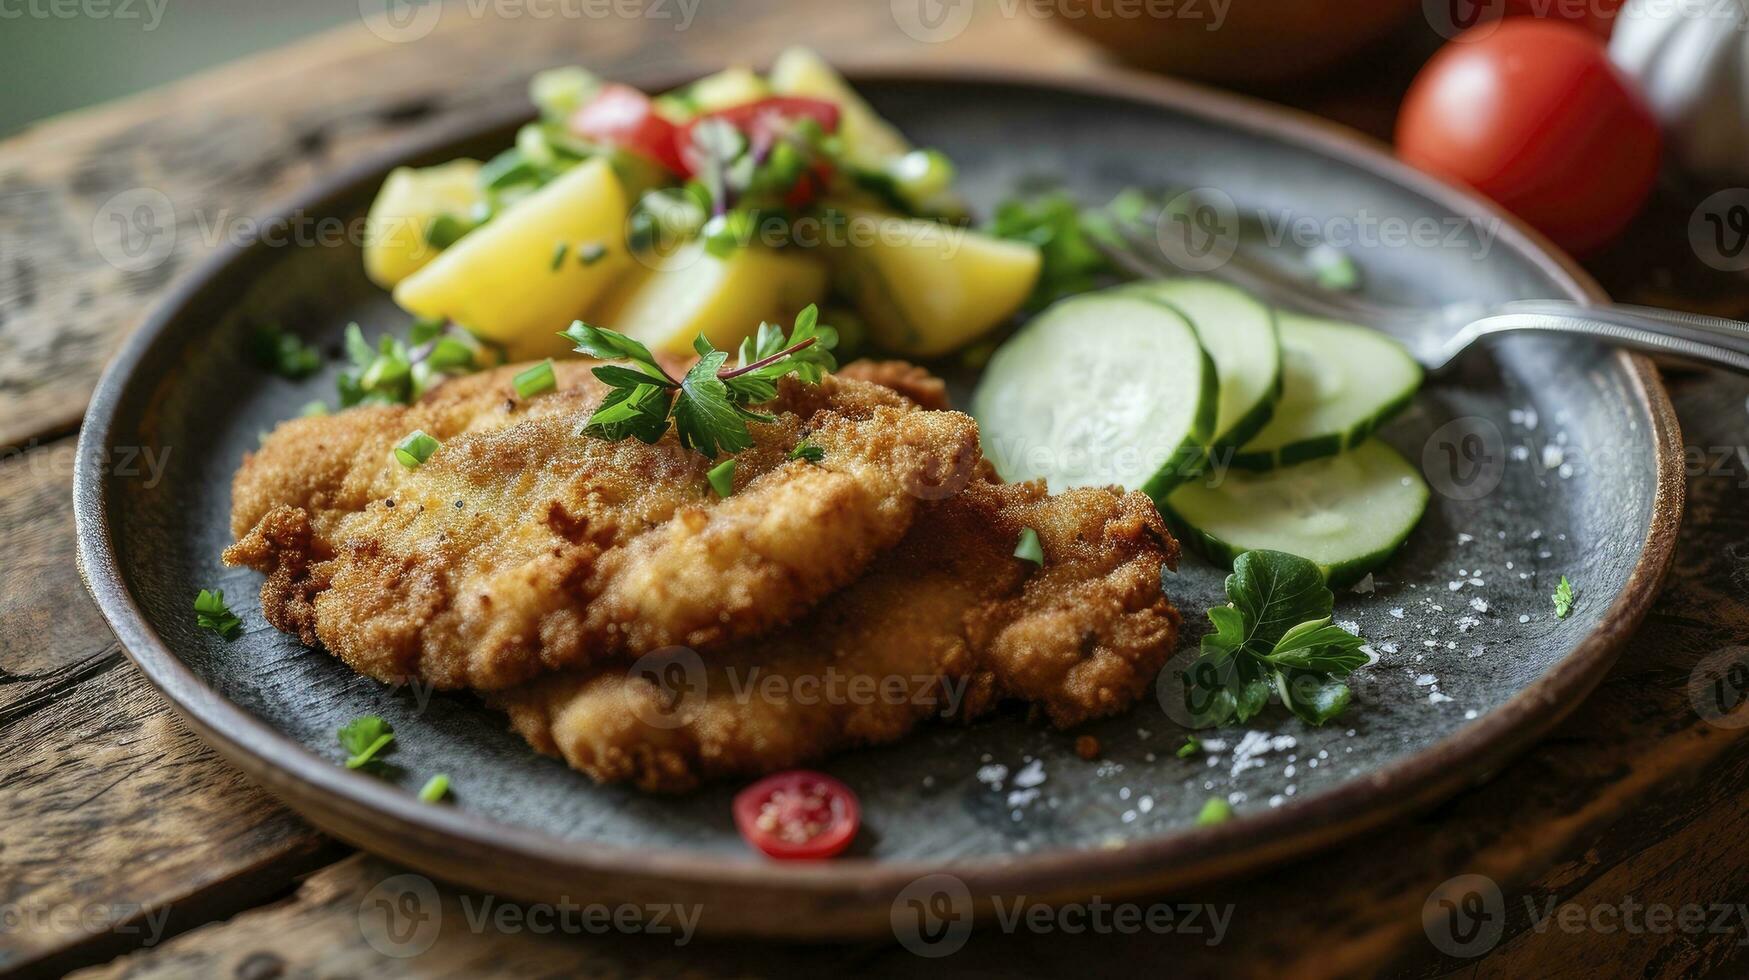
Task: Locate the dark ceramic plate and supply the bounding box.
[74,67,1682,938]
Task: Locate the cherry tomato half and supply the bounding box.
[568,83,687,175]
[733,770,860,860]
[1396,19,1660,255]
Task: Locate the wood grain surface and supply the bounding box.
[5,0,1749,976]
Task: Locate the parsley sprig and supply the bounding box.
[1180,550,1370,728]
[564,304,837,457]
[194,589,242,641]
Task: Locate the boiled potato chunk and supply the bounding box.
[393,157,632,358]
[826,207,1040,357]
[596,242,828,355]
[688,67,770,114]
[769,47,910,170]
[363,160,482,289]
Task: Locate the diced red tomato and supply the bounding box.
[568,83,687,175]
[733,770,860,860]
[676,96,842,185]
[697,96,841,140]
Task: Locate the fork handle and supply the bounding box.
[1449,300,1749,374]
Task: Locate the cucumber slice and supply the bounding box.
[1126,279,1281,451]
[1162,439,1428,586]
[972,293,1217,499]
[1230,311,1422,470]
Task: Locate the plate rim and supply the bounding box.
[72,62,1684,936]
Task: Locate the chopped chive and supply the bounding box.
[550,241,568,270]
[193,589,242,641]
[394,430,440,469]
[514,359,557,399]
[418,774,451,803]
[787,441,824,463]
[1013,527,1044,565]
[1553,575,1576,618]
[707,458,736,497]
[1177,736,1201,759]
[577,241,607,266]
[1196,798,1233,826]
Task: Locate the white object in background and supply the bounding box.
[1611,0,1749,183]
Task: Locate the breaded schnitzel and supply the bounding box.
[225,362,979,690]
[494,477,1179,792]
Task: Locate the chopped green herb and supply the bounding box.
[1177,736,1201,759]
[1196,797,1233,826]
[788,441,825,463]
[707,458,736,497]
[566,304,838,458]
[193,589,242,641]
[514,359,557,399]
[249,325,322,380]
[577,241,607,266]
[425,213,475,250]
[1180,550,1369,728]
[1553,576,1576,618]
[1307,243,1360,292]
[986,190,1118,311]
[394,430,440,469]
[550,241,569,270]
[338,322,490,407]
[1013,527,1044,565]
[299,400,330,418]
[338,716,395,770]
[418,774,451,803]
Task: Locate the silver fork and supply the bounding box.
[1096,216,1749,375]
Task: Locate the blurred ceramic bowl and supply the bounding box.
[1050,0,1423,85]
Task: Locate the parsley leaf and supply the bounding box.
[1179,550,1370,728]
[338,716,395,770]
[193,589,242,641]
[788,441,824,463]
[1553,576,1576,618]
[672,346,751,457]
[568,305,838,459]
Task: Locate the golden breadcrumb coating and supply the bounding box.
[225,362,978,690]
[493,478,1179,792]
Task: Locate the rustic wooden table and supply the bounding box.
[6,2,1749,976]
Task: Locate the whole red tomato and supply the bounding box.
[1396,19,1660,255]
[1504,0,1623,38]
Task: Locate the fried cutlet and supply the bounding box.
[493,478,1180,792]
[224,362,980,691]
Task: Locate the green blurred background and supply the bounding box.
[1,0,361,135]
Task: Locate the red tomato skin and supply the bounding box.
[1503,0,1623,38]
[697,97,842,138]
[733,770,860,860]
[675,97,843,181]
[1396,19,1660,255]
[568,84,687,175]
